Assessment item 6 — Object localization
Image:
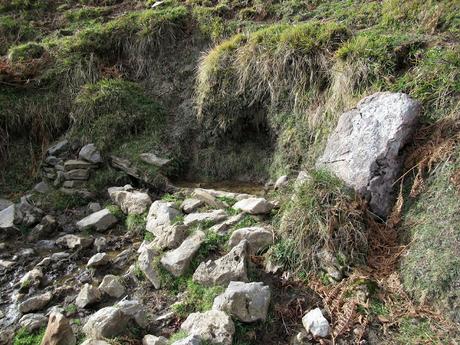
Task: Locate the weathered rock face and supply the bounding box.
[76,209,118,232]
[146,200,181,233]
[99,275,125,298]
[228,227,273,255]
[108,185,152,215]
[193,240,248,286]
[213,281,271,322]
[316,92,420,217]
[79,144,103,164]
[75,284,101,309]
[19,291,53,313]
[183,210,227,227]
[181,310,235,345]
[302,308,330,338]
[40,312,76,345]
[138,248,161,289]
[82,307,128,339]
[232,198,274,215]
[161,231,205,277]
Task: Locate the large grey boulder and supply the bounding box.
[40,312,76,345]
[146,200,181,233]
[75,284,101,309]
[228,227,273,255]
[302,308,330,338]
[161,231,205,277]
[181,198,204,214]
[181,310,234,345]
[316,92,420,217]
[76,209,118,232]
[0,198,13,212]
[183,210,227,227]
[193,240,248,287]
[108,185,152,215]
[99,275,125,298]
[79,144,103,164]
[19,291,53,313]
[83,307,128,339]
[138,248,161,289]
[232,198,274,215]
[213,281,271,322]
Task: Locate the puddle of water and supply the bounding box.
[173,180,266,196]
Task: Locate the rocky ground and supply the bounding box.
[0,141,335,345]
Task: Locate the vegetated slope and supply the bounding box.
[0,0,459,343]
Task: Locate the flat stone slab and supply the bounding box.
[76,209,118,232]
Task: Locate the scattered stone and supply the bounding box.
[181,310,234,345]
[37,257,51,267]
[113,248,134,269]
[47,140,69,157]
[317,249,343,282]
[27,215,56,241]
[181,198,204,214]
[94,237,108,252]
[64,169,90,181]
[34,181,50,194]
[183,209,227,227]
[99,275,125,298]
[193,240,248,287]
[62,180,86,189]
[138,248,161,289]
[209,213,245,235]
[302,308,330,338]
[161,230,205,277]
[56,234,93,249]
[45,156,61,166]
[150,224,188,250]
[116,300,148,328]
[0,259,15,268]
[213,281,271,322]
[232,198,274,215]
[171,335,201,345]
[228,227,273,255]
[19,291,53,313]
[51,252,70,260]
[316,92,420,217]
[40,312,76,345]
[274,175,288,190]
[82,307,128,339]
[15,198,44,227]
[76,209,118,232]
[88,202,102,213]
[59,187,94,199]
[143,335,168,345]
[108,185,152,215]
[87,252,110,268]
[20,268,43,287]
[54,171,66,187]
[75,284,101,309]
[295,171,311,187]
[192,189,226,209]
[0,198,13,212]
[139,153,171,167]
[81,340,111,345]
[146,200,181,232]
[0,205,15,229]
[19,313,47,332]
[64,160,95,171]
[79,144,103,164]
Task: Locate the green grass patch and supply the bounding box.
[13,328,45,345]
[126,213,147,233]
